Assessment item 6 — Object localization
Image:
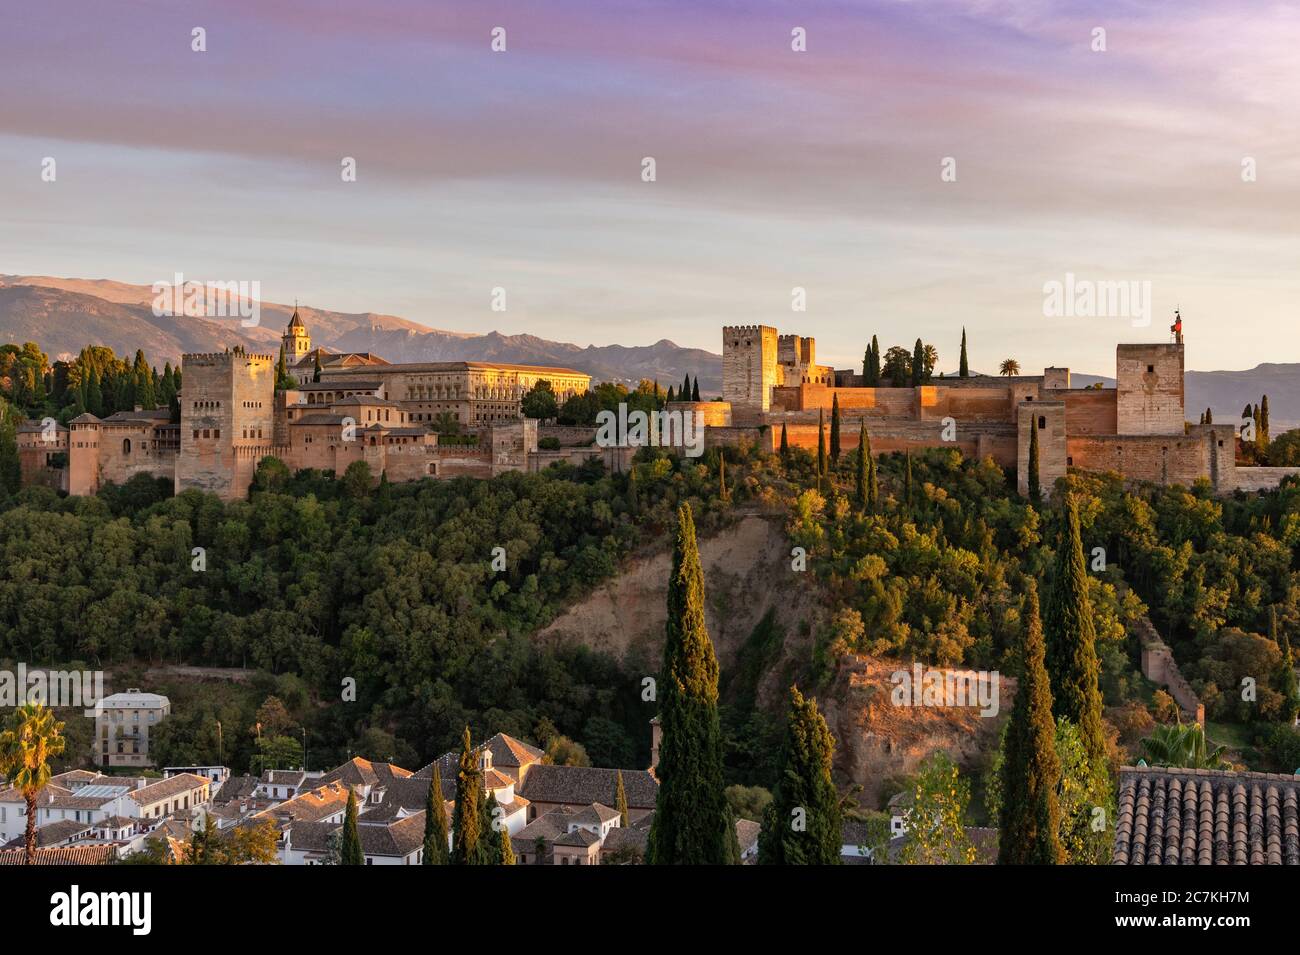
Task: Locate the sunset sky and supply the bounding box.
[2,0,1297,376]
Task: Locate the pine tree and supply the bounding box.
[1043,495,1107,772]
[816,409,827,492]
[423,768,449,864]
[779,423,789,459]
[830,394,841,463]
[1027,416,1041,503]
[646,505,732,864]
[758,686,842,864]
[691,377,700,402]
[452,727,486,864]
[997,581,1065,864]
[911,338,925,387]
[340,788,364,865]
[615,770,630,829]
[959,327,969,378]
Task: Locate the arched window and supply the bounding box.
[122,438,132,454]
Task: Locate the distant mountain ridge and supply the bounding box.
[0,276,724,392]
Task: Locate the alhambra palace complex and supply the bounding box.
[16,311,1296,499]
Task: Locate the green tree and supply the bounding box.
[1279,630,1299,725]
[910,338,925,387]
[521,380,559,421]
[452,727,489,864]
[855,421,868,509]
[1139,721,1229,769]
[757,686,842,864]
[899,752,975,865]
[312,352,322,383]
[882,346,911,387]
[423,769,449,864]
[1043,495,1107,773]
[0,703,66,864]
[997,582,1064,864]
[816,409,827,492]
[865,335,881,386]
[1027,416,1041,503]
[959,328,969,378]
[341,460,373,499]
[779,423,788,459]
[903,450,913,506]
[718,451,729,503]
[830,394,841,463]
[647,504,732,864]
[615,769,630,828]
[692,378,700,402]
[340,788,364,865]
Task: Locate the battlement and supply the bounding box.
[722,324,777,336]
[182,350,275,366]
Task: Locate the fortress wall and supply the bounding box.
[95,424,176,488]
[1062,389,1118,435]
[17,430,68,491]
[1018,402,1068,497]
[539,425,598,446]
[1232,467,1300,492]
[756,421,1013,466]
[773,384,917,415]
[1066,433,1209,488]
[924,386,1015,423]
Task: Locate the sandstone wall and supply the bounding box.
[1018,401,1067,497]
[1116,343,1184,435]
[1066,425,1235,492]
[722,325,778,411]
[1062,388,1118,435]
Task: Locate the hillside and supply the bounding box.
[0,275,723,391]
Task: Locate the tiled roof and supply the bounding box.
[0,845,115,865]
[553,827,602,849]
[415,733,544,781]
[570,802,620,827]
[1114,766,1300,865]
[310,757,412,792]
[520,765,658,810]
[511,807,576,849]
[255,782,350,825]
[290,814,426,858]
[130,773,209,806]
[2,820,92,849]
[214,774,259,804]
[295,380,383,391]
[601,826,648,856]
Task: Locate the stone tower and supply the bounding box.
[1116,342,1185,435]
[722,325,778,412]
[176,348,276,501]
[282,306,312,365]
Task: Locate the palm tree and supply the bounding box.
[999,358,1021,377]
[0,703,67,864]
[1139,721,1228,770]
[431,411,460,436]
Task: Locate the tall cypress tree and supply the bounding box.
[312,351,322,383]
[855,421,868,509]
[910,338,925,387]
[758,686,842,864]
[816,409,827,492]
[718,450,729,502]
[615,770,630,828]
[1043,495,1107,772]
[646,505,731,864]
[423,768,449,864]
[830,394,841,463]
[867,336,880,386]
[692,377,700,402]
[276,344,289,390]
[1260,394,1271,452]
[666,385,676,403]
[903,450,913,506]
[998,582,1065,864]
[452,727,486,865]
[959,327,969,378]
[340,788,364,865]
[779,423,789,459]
[1027,416,1041,502]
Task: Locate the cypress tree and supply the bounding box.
[1279,630,1299,725]
[1260,395,1271,451]
[682,374,690,398]
[1043,495,1107,772]
[816,409,826,492]
[627,468,640,516]
[910,338,925,387]
[646,505,731,864]
[615,770,630,828]
[1027,416,1041,503]
[855,421,868,509]
[867,433,878,513]
[779,423,788,459]
[452,727,486,864]
[312,351,322,383]
[867,336,880,386]
[959,327,969,378]
[998,582,1065,864]
[718,451,729,502]
[863,346,871,378]
[758,686,842,864]
[903,450,913,506]
[666,385,676,403]
[86,368,104,418]
[482,790,506,864]
[1205,407,1213,425]
[692,377,701,402]
[423,768,449,864]
[340,788,364,865]
[830,394,841,463]
[276,344,288,390]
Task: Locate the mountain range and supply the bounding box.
[0,275,1294,429]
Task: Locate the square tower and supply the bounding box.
[177,349,276,501]
[1017,401,1067,498]
[1116,343,1184,434]
[723,325,778,411]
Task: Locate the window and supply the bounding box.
[1037,416,1046,429]
[1146,364,1154,373]
[122,438,131,454]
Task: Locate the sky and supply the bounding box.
[2,0,1298,376]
